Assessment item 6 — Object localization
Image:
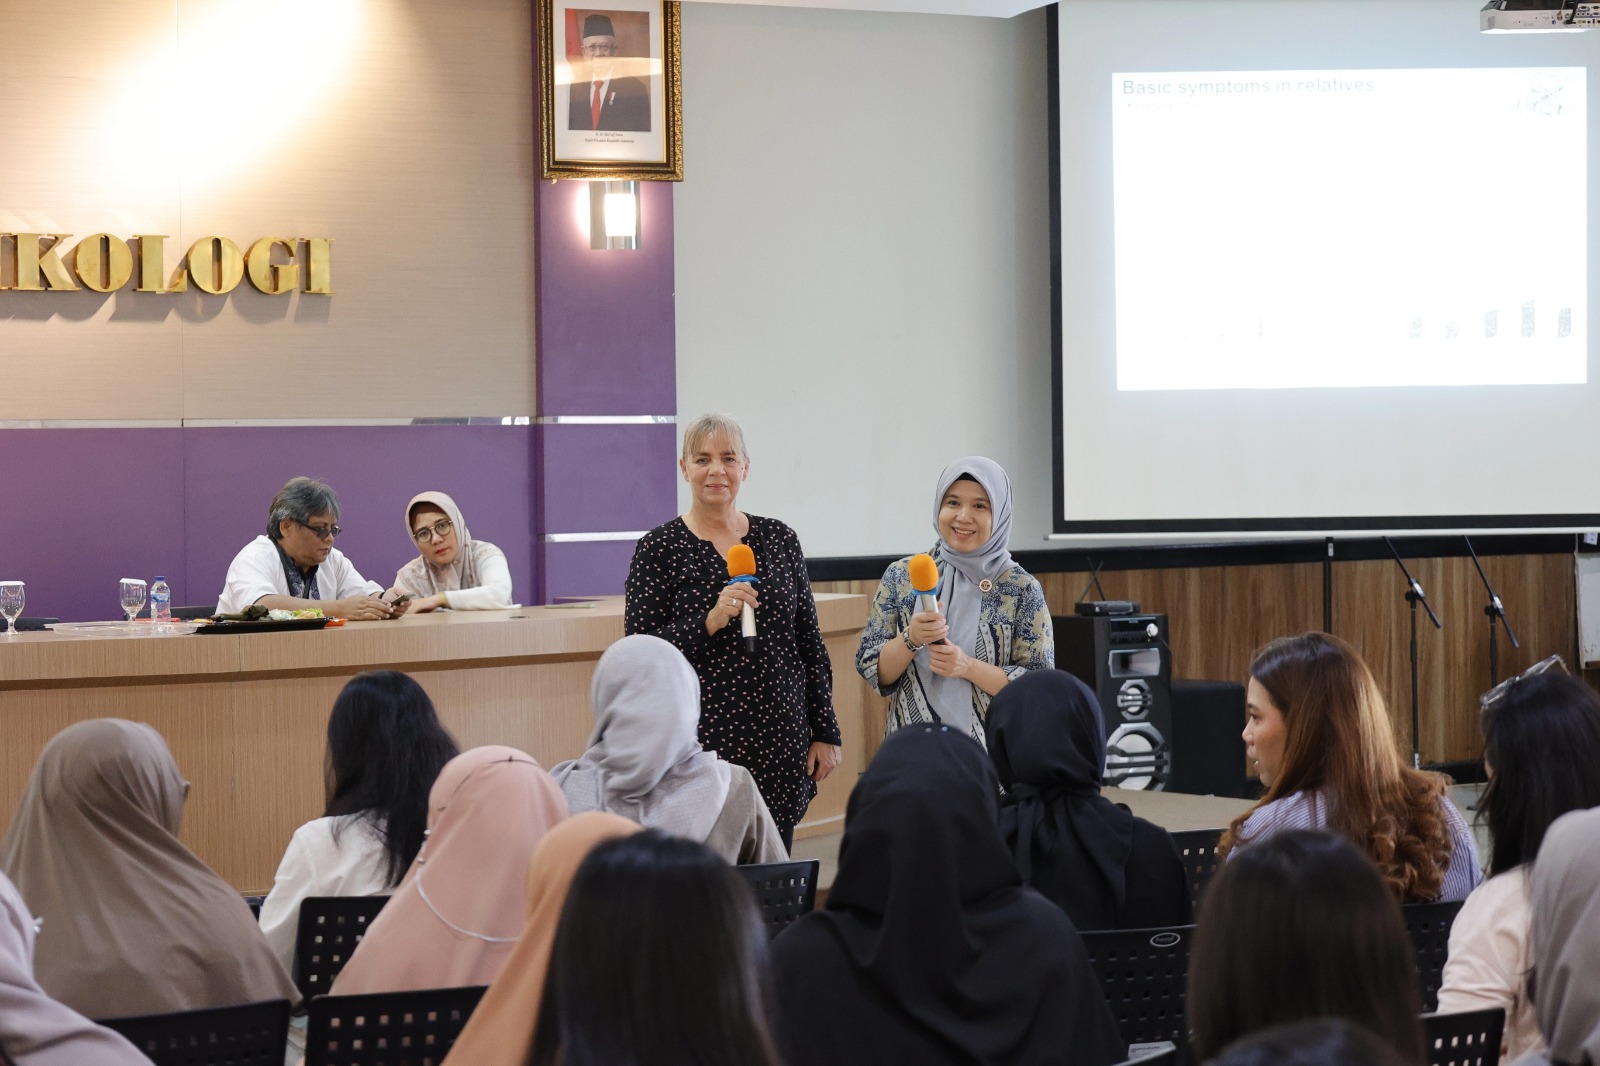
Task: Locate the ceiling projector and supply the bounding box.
[1481,0,1600,31]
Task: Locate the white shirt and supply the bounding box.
[216,535,382,614]
[1438,868,1542,1062]
[256,815,394,978]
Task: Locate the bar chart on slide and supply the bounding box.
[1111,66,1587,391]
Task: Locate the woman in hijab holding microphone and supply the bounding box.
[856,456,1054,745]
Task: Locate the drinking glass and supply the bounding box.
[119,578,148,626]
[0,582,24,636]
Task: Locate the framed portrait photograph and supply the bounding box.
[539,0,682,180]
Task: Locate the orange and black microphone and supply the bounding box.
[907,553,946,645]
[727,544,758,652]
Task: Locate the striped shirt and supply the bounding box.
[1234,789,1483,902]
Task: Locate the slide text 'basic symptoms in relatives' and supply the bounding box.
[1122,77,1375,96]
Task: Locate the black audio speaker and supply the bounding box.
[1169,679,1251,798]
[1053,613,1172,791]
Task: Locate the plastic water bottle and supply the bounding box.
[150,577,172,627]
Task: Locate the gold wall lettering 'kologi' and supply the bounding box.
[0,234,333,295]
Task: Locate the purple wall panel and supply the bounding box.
[535,422,677,533]
[541,539,638,600]
[183,425,535,610]
[533,179,677,415]
[0,429,186,623]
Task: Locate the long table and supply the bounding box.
[0,594,871,891]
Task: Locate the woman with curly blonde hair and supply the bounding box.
[1219,632,1480,902]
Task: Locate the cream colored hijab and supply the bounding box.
[1522,807,1600,1066]
[0,870,149,1065]
[0,719,297,1018]
[330,746,568,995]
[441,812,640,1066]
[392,491,505,597]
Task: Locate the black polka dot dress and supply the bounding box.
[624,515,841,838]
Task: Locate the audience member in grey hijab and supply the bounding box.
[553,635,787,863]
[856,456,1055,746]
[0,870,150,1066]
[1511,806,1600,1065]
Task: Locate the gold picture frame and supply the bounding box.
[539,0,682,181]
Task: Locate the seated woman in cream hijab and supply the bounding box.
[0,720,297,1020]
[553,635,787,864]
[389,491,516,611]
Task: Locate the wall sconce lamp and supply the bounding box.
[589,180,640,250]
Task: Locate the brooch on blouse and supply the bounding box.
[979,579,993,593]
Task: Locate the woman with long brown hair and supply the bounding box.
[1219,632,1479,903]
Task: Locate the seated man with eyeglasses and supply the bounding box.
[387,491,517,612]
[216,476,400,621]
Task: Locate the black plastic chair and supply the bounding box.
[1402,899,1466,1013]
[1168,828,1223,913]
[293,895,390,1000]
[736,858,820,939]
[1421,1006,1505,1066]
[1110,1044,1178,1066]
[99,998,291,1066]
[1081,924,1196,1065]
[304,985,487,1066]
[243,895,266,920]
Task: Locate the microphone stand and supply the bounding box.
[1384,538,1442,770]
[1465,536,1520,687]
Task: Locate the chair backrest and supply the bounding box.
[1081,924,1197,1065]
[1168,828,1223,913]
[243,895,265,921]
[99,998,291,1066]
[1110,1044,1178,1066]
[304,985,487,1066]
[1402,899,1466,1013]
[735,858,821,939]
[294,895,391,1001]
[1421,1007,1505,1066]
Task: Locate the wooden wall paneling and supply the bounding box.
[0,683,240,880]
[1039,563,1325,684]
[1331,553,1576,766]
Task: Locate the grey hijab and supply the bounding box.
[913,457,1016,736]
[551,635,732,843]
[1519,807,1600,1066]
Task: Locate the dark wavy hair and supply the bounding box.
[1219,632,1453,902]
[530,830,784,1066]
[322,671,459,886]
[1480,670,1600,876]
[1188,830,1425,1065]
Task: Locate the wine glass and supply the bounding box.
[0,582,24,636]
[119,578,148,627]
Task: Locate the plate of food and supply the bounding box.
[195,606,342,635]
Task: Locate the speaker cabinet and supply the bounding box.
[1169,679,1251,798]
[1054,614,1172,791]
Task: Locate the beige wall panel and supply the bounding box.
[0,0,536,421]
[0,683,239,877]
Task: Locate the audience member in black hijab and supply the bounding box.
[769,724,1125,1066]
[985,669,1191,931]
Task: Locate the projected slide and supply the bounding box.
[1112,67,1586,391]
